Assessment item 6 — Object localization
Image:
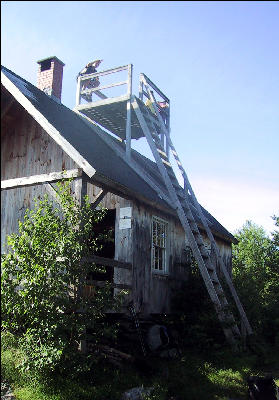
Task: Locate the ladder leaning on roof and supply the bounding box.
[131,73,253,347]
[74,64,253,347]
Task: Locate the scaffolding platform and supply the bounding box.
[75,95,142,140]
[74,64,166,141]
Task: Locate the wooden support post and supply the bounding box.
[91,189,107,210]
[44,183,62,206]
[76,76,81,107]
[125,64,133,160]
[74,176,87,207]
[139,78,144,101]
[74,175,88,354]
[166,104,170,158]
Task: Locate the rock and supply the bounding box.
[122,386,153,400]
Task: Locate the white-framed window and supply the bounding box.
[151,216,168,273]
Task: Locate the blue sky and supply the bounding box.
[1,1,279,235]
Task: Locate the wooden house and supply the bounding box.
[2,58,250,342]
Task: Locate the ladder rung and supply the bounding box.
[133,94,252,345]
[161,158,172,168]
[155,143,165,153]
[157,149,169,160]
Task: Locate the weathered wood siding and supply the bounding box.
[86,187,190,313]
[1,109,78,252]
[131,202,190,314]
[1,104,233,313]
[85,184,233,314]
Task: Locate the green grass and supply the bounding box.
[2,340,279,400]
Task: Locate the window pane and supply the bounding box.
[152,217,167,272]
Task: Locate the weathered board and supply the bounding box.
[1,110,78,252]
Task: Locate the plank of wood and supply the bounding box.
[44,183,62,205]
[82,255,132,270]
[80,65,129,81]
[75,76,81,107]
[74,94,129,111]
[82,80,128,94]
[1,168,82,190]
[91,189,108,210]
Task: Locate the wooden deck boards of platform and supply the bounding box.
[75,96,161,140]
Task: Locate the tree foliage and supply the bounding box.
[232,218,279,346]
[1,180,120,378]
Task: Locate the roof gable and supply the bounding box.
[1,65,235,243]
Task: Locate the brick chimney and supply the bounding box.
[37,56,65,103]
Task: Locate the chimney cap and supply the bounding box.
[37,56,65,67]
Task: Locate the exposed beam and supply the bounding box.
[91,189,108,210]
[1,168,82,190]
[82,255,132,270]
[44,183,62,205]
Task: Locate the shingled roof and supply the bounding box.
[1,65,236,243]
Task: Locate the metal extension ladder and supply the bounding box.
[131,74,253,347]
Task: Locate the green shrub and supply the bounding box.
[1,180,121,382]
[232,219,279,346]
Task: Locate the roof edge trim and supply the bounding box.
[1,71,95,178]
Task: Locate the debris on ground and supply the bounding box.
[121,386,154,400]
[1,381,16,400]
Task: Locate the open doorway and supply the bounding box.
[86,208,116,284]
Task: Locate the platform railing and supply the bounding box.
[139,73,170,157]
[75,64,133,158]
[75,64,132,107]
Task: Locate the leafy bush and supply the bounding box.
[232,218,279,345]
[1,180,121,381]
